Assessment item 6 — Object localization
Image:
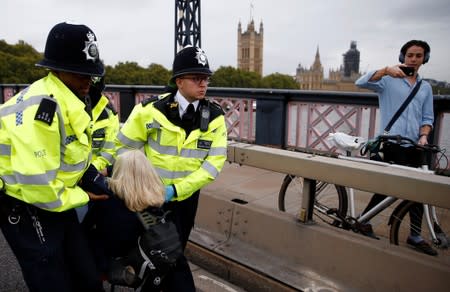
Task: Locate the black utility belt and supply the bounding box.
[0,193,25,224]
[0,193,37,217]
[0,192,14,208]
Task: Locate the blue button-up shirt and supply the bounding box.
[355,70,434,141]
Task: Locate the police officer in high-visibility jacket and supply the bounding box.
[76,75,119,222]
[89,76,119,177]
[0,22,107,291]
[116,46,227,291]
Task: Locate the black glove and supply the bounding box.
[106,164,114,177]
[80,164,113,196]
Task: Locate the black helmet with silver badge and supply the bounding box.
[36,22,104,77]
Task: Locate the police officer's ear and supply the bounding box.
[175,77,184,89]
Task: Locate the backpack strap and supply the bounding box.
[136,210,170,230]
[136,211,158,230]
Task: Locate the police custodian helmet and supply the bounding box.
[36,22,104,77]
[171,46,212,81]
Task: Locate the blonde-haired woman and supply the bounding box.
[83,150,166,279]
[108,150,165,211]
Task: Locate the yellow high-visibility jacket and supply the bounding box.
[116,94,227,201]
[91,95,119,172]
[0,72,92,211]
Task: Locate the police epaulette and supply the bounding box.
[208,100,225,115]
[34,98,56,126]
[141,96,159,107]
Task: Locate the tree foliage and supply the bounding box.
[262,73,298,89]
[211,66,298,89]
[1,40,298,89]
[432,85,450,95]
[211,66,259,88]
[3,40,450,93]
[105,62,171,85]
[0,40,46,83]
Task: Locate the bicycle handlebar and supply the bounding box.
[376,135,441,153]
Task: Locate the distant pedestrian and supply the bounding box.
[116,45,228,291]
[0,22,107,291]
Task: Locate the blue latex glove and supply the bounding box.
[165,185,175,202]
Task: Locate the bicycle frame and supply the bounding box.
[357,196,398,224]
[326,133,448,246]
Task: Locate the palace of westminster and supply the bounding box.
[237,18,365,92]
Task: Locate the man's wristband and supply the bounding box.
[419,133,428,138]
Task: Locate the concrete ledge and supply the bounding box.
[186,242,298,292]
[226,142,450,208]
[190,192,450,291]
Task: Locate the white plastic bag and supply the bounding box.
[327,132,366,152]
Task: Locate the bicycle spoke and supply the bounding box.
[390,202,450,259]
[278,174,348,226]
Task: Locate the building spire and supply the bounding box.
[312,45,322,70]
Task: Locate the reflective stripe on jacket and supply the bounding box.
[0,72,92,211]
[91,95,119,172]
[116,94,227,201]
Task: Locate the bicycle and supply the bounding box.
[278,133,450,255]
[278,132,365,225]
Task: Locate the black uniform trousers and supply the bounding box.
[159,100,200,291]
[362,143,427,236]
[0,194,103,292]
[162,190,200,292]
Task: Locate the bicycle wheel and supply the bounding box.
[390,201,450,257]
[278,174,348,225]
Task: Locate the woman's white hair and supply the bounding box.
[107,150,165,212]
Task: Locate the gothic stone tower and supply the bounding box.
[237,19,264,76]
[296,47,324,90]
[343,41,360,78]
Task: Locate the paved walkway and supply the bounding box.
[204,162,381,225]
[204,162,286,210]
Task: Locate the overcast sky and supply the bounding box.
[2,0,450,82]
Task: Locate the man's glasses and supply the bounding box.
[181,75,210,85]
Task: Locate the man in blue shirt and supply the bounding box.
[355,40,436,256]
